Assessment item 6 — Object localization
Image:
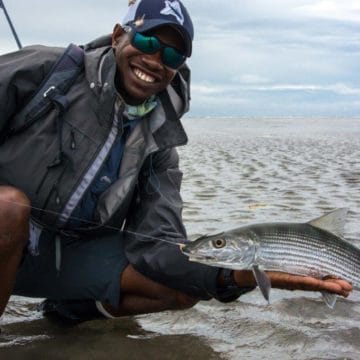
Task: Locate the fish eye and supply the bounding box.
[212,238,226,249]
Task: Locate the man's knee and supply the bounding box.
[0,186,31,220]
[119,264,199,313]
[0,186,30,245]
[173,292,198,310]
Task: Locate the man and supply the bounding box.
[0,0,352,323]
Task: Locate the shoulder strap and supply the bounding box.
[9,43,84,134]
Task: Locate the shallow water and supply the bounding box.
[1,117,360,359]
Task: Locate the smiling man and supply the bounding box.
[0,0,352,324]
[113,25,185,103]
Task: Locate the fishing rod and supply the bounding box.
[0,0,22,49]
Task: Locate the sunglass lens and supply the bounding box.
[162,47,186,69]
[132,32,186,69]
[133,33,160,54]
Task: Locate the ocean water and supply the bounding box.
[1,117,360,359]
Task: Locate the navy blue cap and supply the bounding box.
[122,0,194,57]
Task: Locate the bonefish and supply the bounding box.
[181,209,359,308]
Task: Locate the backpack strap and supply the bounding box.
[9,43,84,134]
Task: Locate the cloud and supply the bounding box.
[242,83,360,96]
[190,81,360,116]
[296,0,360,22]
[192,82,360,96]
[235,74,271,84]
[0,0,128,50]
[330,83,360,96]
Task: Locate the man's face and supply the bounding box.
[112,24,186,105]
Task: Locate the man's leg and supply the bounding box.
[0,186,30,316]
[103,264,198,317]
[40,265,198,323]
[14,225,197,322]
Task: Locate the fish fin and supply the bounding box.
[252,265,271,304]
[321,291,338,309]
[308,208,348,238]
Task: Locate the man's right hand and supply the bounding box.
[233,269,353,298]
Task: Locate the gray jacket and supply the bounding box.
[0,36,244,301]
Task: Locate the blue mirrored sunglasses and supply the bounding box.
[130,32,186,70]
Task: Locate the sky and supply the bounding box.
[1,0,360,117]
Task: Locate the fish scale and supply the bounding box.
[252,224,360,286]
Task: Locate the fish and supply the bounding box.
[181,208,359,308]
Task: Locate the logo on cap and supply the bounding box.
[134,15,145,27]
[160,0,184,25]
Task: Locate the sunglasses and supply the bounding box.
[130,32,186,70]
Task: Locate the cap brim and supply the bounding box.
[127,19,192,57]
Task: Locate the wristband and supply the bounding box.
[215,269,256,303]
[222,269,237,287]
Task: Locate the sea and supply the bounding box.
[1,117,359,359]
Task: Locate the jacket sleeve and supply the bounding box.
[123,147,248,301]
[0,46,59,137]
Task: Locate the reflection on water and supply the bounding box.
[0,316,219,360]
[1,118,360,359]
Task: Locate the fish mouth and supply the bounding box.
[180,244,218,262]
[179,244,196,255]
[187,255,217,263]
[179,243,189,254]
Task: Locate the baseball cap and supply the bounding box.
[122,0,194,57]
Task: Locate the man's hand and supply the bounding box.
[233,270,353,298]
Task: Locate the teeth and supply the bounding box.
[134,68,155,83]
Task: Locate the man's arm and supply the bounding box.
[123,147,246,301]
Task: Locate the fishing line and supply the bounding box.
[145,154,183,209]
[0,198,183,247]
[0,157,185,246]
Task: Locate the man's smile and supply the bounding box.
[132,67,156,83]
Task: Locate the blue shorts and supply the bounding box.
[13,222,129,309]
